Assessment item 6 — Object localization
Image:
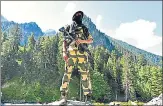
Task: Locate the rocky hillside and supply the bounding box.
[144,93,162,106]
[82,15,162,66]
[1,15,8,22]
[1,15,162,66]
[1,15,44,45]
[44,29,56,36]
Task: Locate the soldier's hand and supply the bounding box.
[76,39,93,45]
[75,39,82,46]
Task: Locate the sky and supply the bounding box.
[1,1,162,56]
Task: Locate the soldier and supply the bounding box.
[60,11,93,103]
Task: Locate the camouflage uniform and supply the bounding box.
[60,22,93,97]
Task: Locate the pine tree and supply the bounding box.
[9,24,22,53]
[28,33,36,51]
[121,53,136,101]
[150,66,162,97]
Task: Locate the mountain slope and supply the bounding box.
[111,38,161,65]
[44,29,56,36]
[1,15,8,22]
[82,15,162,66]
[1,16,44,45]
[1,14,162,104]
[1,15,161,66]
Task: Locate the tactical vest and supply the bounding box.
[65,22,89,52]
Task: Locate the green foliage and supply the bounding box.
[2,79,60,103]
[1,27,162,104]
[27,33,36,50]
[92,71,111,102]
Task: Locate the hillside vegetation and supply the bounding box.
[1,24,162,103]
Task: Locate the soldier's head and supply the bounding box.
[72,11,83,25]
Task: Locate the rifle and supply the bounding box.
[59,27,94,62]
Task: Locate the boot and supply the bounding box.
[60,91,67,105]
[84,94,92,105]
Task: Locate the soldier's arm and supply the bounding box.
[78,34,93,44]
[85,32,93,44]
[76,27,93,44]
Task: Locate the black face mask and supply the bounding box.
[74,16,82,25]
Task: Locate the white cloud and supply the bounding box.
[146,42,162,56]
[63,2,78,26]
[1,1,78,32]
[96,15,102,29]
[64,2,76,13]
[107,19,162,56]
[1,1,59,31]
[107,29,116,36]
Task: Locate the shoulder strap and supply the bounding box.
[81,24,89,39]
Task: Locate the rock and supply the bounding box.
[47,100,92,106]
[131,101,137,106]
[47,99,66,105]
[3,100,92,106]
[108,102,120,106]
[67,100,90,105]
[144,93,162,106]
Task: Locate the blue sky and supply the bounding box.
[80,1,162,36]
[1,1,162,56]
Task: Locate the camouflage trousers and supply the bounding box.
[60,50,92,96]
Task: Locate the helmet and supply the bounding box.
[72,11,84,21]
